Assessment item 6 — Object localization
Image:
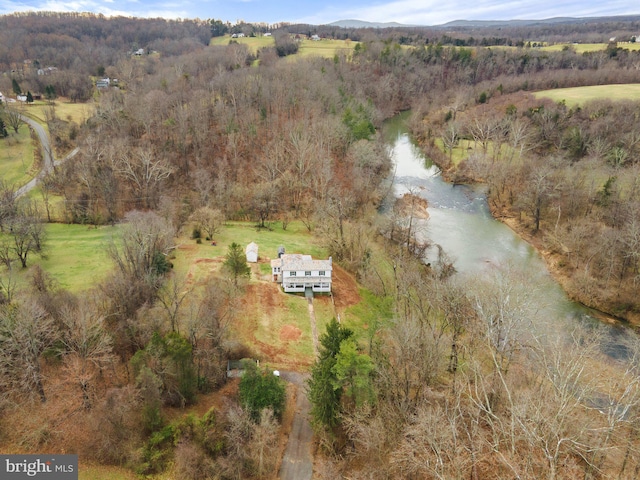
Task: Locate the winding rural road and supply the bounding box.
[279,371,314,480]
[14,114,79,198]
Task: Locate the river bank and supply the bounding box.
[388,111,639,328]
[434,156,640,328]
[494,208,640,328]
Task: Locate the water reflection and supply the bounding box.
[384,115,632,359]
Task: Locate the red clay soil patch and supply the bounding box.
[177,243,198,251]
[194,258,219,264]
[331,264,361,309]
[280,324,302,342]
[244,282,285,315]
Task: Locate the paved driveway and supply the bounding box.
[14,114,79,198]
[279,371,313,480]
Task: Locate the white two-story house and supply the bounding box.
[271,253,332,293]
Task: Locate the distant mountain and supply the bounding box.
[438,18,577,28]
[327,15,640,29]
[439,15,640,28]
[327,19,411,28]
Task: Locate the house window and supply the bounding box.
[305,271,311,276]
[319,271,325,276]
[290,271,296,276]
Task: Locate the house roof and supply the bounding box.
[246,242,258,254]
[271,253,332,271]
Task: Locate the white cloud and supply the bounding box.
[0,0,191,17]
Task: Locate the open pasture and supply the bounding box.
[534,83,640,106]
[210,34,356,59]
[541,42,640,53]
[0,124,36,187]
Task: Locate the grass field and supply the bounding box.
[297,38,356,58]
[34,223,120,291]
[541,42,640,53]
[0,123,36,187]
[210,34,356,59]
[534,83,640,106]
[210,35,273,52]
[22,99,94,125]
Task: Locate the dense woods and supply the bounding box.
[2,11,640,478]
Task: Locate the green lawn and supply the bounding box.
[0,124,36,188]
[214,220,326,260]
[35,223,120,291]
[534,83,640,106]
[434,138,475,166]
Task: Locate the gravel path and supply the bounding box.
[279,371,314,480]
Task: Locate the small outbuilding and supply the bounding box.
[246,242,259,263]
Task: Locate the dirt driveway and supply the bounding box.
[279,371,313,480]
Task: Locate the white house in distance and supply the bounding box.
[246,242,258,263]
[271,252,332,293]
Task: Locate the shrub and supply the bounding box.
[238,361,286,422]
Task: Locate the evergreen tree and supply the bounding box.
[223,242,250,287]
[308,318,353,430]
[210,19,228,37]
[238,361,286,422]
[44,85,57,102]
[11,78,21,96]
[26,91,34,104]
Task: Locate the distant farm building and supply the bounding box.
[271,253,332,293]
[246,242,259,263]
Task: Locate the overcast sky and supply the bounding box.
[0,0,637,26]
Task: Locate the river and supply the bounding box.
[383,113,631,358]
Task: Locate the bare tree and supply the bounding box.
[157,274,192,333]
[470,264,538,377]
[116,148,174,209]
[4,202,46,268]
[3,107,24,134]
[441,121,460,164]
[0,300,56,402]
[249,408,279,477]
[107,210,175,283]
[0,179,17,233]
[516,161,561,232]
[517,328,603,480]
[188,206,225,241]
[0,266,17,304]
[59,298,114,409]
